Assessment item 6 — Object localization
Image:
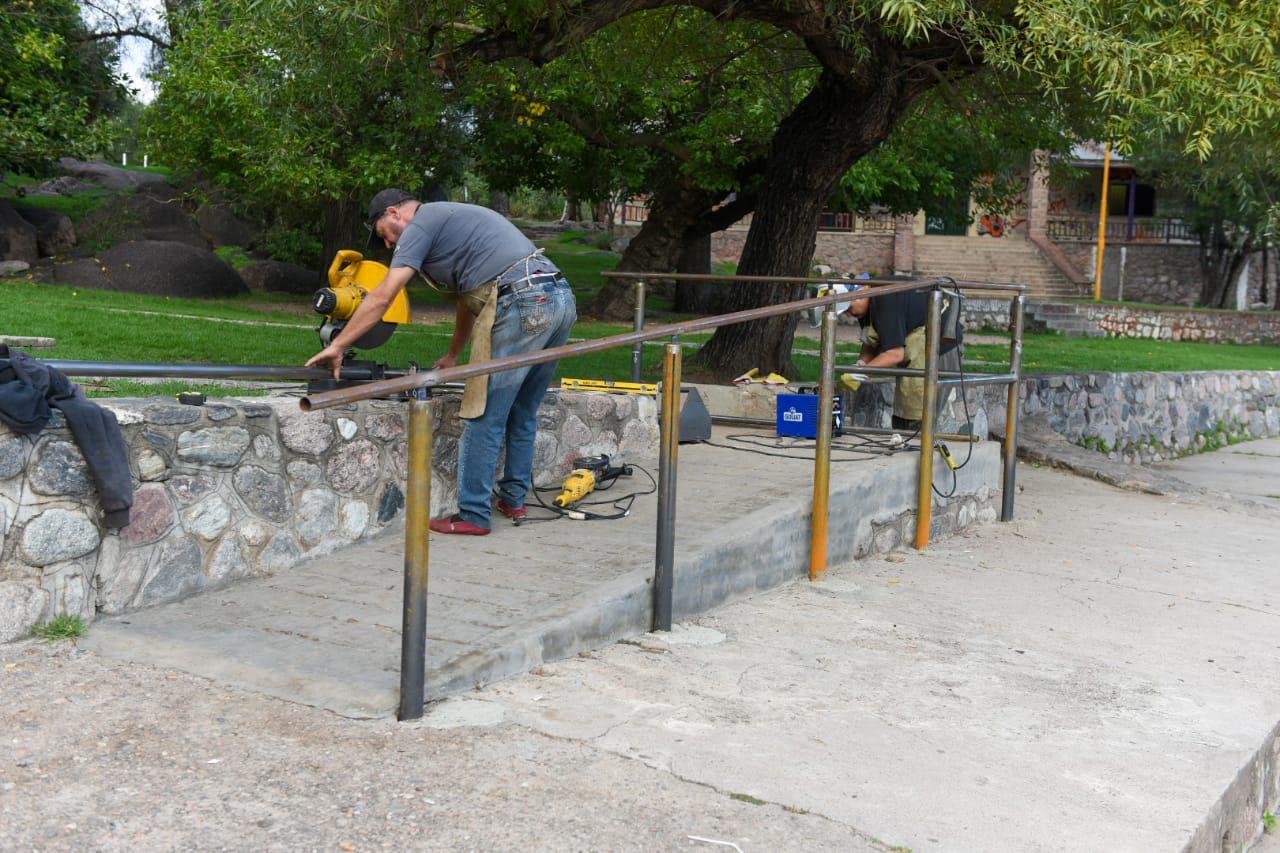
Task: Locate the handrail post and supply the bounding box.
[397,387,432,721]
[631,278,647,383]
[810,308,837,579]
[653,342,681,631]
[1001,294,1025,522]
[914,289,943,550]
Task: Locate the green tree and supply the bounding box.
[147,0,467,269]
[0,0,126,177]
[407,0,1280,376]
[1131,130,1280,308]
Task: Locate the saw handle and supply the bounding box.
[327,250,364,289]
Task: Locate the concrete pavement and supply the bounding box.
[2,442,1278,850]
[457,460,1280,852]
[82,427,1001,717]
[1153,437,1280,509]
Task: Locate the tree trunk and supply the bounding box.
[689,62,935,380]
[673,234,721,313]
[321,195,366,271]
[488,190,510,217]
[591,197,613,226]
[585,179,726,321]
[561,191,583,223]
[1198,223,1252,308]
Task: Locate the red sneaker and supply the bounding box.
[429,515,490,536]
[496,499,527,523]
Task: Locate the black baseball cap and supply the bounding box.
[366,187,416,228]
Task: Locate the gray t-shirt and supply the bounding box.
[389,202,539,292]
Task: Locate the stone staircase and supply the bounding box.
[913,235,1085,300]
[1023,301,1105,338]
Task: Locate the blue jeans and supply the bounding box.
[456,278,576,527]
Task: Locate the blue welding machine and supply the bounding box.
[776,393,843,438]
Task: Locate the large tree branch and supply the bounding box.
[73,28,172,50]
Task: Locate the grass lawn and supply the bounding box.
[965,334,1279,373]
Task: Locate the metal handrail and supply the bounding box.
[299,275,1026,721]
[599,271,1024,383]
[298,278,935,410]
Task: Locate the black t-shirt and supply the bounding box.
[868,289,929,350]
[868,287,960,353]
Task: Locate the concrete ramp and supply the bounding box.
[84,429,1002,717]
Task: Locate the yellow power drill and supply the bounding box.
[554,455,630,508]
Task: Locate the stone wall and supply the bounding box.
[847,370,1280,464]
[710,228,895,276]
[0,392,657,642]
[1056,242,1278,309]
[1083,303,1280,345]
[963,297,1280,345]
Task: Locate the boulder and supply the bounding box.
[77,194,208,250]
[0,260,30,277]
[194,204,256,248]
[26,176,90,197]
[72,241,249,298]
[0,201,38,263]
[50,256,110,289]
[57,157,169,191]
[13,204,76,256]
[239,260,320,294]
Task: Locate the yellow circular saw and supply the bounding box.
[312,250,411,350]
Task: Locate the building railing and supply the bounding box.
[817,210,897,233]
[1046,215,1198,244]
[299,273,1026,721]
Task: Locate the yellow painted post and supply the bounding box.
[914,290,943,550]
[810,308,837,579]
[1093,141,1112,301]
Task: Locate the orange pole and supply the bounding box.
[1093,141,1112,301]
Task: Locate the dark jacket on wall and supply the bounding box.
[0,345,133,527]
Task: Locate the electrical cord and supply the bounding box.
[932,277,976,499]
[705,431,921,461]
[523,463,658,522]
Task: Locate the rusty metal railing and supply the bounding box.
[299,274,1026,720]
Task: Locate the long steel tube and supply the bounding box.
[838,365,973,379]
[653,344,682,631]
[302,279,945,411]
[914,290,944,550]
[603,271,1028,293]
[937,373,1018,387]
[709,415,979,442]
[631,279,647,383]
[47,360,341,381]
[810,309,837,580]
[1001,295,1026,522]
[397,388,432,721]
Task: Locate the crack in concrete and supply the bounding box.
[508,719,900,852]
[993,564,1279,619]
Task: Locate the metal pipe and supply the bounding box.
[631,279,647,383]
[603,271,1027,293]
[1001,295,1026,522]
[653,343,681,632]
[914,289,943,550]
[301,278,938,411]
[937,373,1018,387]
[810,309,836,580]
[708,415,978,442]
[397,388,432,721]
[838,365,974,380]
[47,360,340,381]
[1094,140,1112,301]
